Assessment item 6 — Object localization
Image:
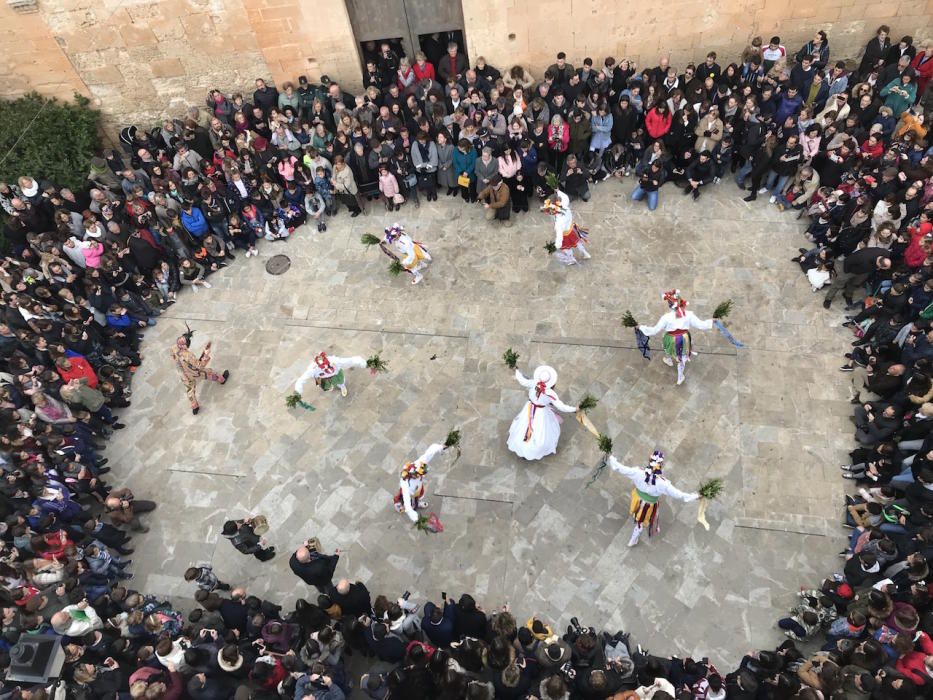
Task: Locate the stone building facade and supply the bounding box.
[0,0,930,130]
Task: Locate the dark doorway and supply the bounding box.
[345,0,467,76]
[418,30,467,68]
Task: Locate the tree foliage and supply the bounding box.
[0,93,101,191]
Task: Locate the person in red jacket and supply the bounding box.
[911,46,933,97]
[55,354,98,389]
[645,103,673,140]
[905,212,933,268]
[412,51,436,82]
[895,629,933,684]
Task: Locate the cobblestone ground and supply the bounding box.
[110,176,852,671]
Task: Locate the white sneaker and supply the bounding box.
[662,357,673,366]
[202,281,212,289]
[191,285,199,293]
[627,530,640,547]
[758,187,768,194]
[340,385,348,397]
[417,499,429,510]
[713,177,720,184]
[768,195,777,204]
[580,249,591,260]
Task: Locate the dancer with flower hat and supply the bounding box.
[506,365,579,460]
[394,442,447,521]
[607,450,699,546]
[294,352,366,399]
[636,290,716,386]
[382,223,432,284]
[542,189,591,266]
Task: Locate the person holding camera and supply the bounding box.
[294,668,346,700]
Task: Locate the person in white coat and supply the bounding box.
[607,450,698,546]
[295,351,366,398]
[394,442,445,521]
[382,223,432,284]
[638,290,714,385]
[507,365,577,460]
[543,190,591,266]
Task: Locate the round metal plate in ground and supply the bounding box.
[265,254,291,275]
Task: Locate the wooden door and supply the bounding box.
[344,0,465,66]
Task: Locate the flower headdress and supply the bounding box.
[401,461,427,480]
[644,450,664,485]
[314,352,334,373]
[540,197,567,217]
[384,223,405,244]
[662,290,688,318]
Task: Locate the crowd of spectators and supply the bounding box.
[0,19,932,700]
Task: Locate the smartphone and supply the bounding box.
[441,591,447,600]
[402,591,411,600]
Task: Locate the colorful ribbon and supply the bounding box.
[713,319,744,348]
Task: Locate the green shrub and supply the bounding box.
[0,92,101,191]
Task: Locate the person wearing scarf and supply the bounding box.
[607,451,699,547]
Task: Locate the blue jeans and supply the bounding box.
[766,172,790,198]
[735,161,753,187]
[209,219,229,241]
[632,186,658,211]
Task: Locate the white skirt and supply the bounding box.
[507,401,563,461]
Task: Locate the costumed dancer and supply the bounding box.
[542,190,591,266]
[170,326,230,415]
[506,365,578,460]
[382,223,432,285]
[638,290,714,386]
[607,451,698,547]
[295,352,366,398]
[394,443,446,521]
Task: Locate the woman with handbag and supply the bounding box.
[453,138,478,202]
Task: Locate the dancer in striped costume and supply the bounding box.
[638,290,715,386]
[608,451,698,546]
[506,365,578,460]
[383,223,432,285]
[542,190,591,266]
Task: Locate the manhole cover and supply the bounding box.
[265,254,291,275]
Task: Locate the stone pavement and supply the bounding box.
[108,176,854,672]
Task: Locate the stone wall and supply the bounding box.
[461,0,933,76]
[1,0,931,131]
[0,1,90,100]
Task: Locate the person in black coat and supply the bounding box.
[222,518,275,561]
[859,27,892,77]
[421,598,456,647]
[453,594,487,639]
[81,517,133,555]
[365,621,406,663]
[288,541,339,593]
[684,151,715,199]
[328,578,372,617]
[824,246,892,308]
[575,667,624,699]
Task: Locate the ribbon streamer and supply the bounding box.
[585,453,609,489]
[713,319,744,348]
[576,411,601,438]
[634,328,651,360]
